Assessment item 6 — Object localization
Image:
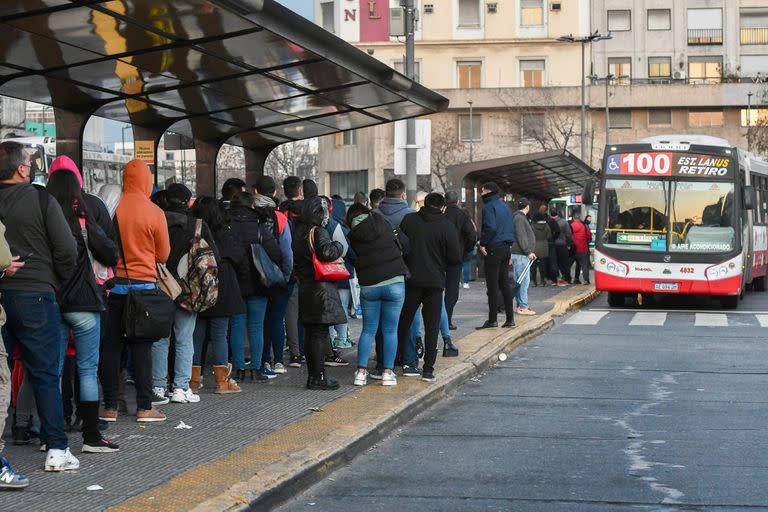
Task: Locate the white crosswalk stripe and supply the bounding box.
[756,315,768,327]
[694,313,728,327]
[564,311,609,325]
[629,312,667,326]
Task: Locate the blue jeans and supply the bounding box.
[230,296,268,371]
[193,316,229,366]
[152,307,197,390]
[60,311,101,402]
[264,284,293,366]
[463,260,472,282]
[330,288,351,341]
[1,291,68,450]
[511,254,532,309]
[440,296,450,338]
[358,282,405,370]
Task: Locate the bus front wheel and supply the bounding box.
[720,295,739,309]
[607,292,626,307]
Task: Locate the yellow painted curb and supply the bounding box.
[110,286,599,512]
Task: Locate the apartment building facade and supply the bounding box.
[590,0,768,158]
[313,0,591,198]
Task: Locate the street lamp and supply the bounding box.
[558,30,612,160]
[121,125,131,157]
[588,73,615,146]
[468,99,474,162]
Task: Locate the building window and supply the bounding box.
[520,59,545,87]
[458,114,482,142]
[394,60,421,83]
[608,57,631,84]
[648,57,672,80]
[741,55,768,79]
[329,170,368,203]
[648,109,672,127]
[457,61,482,88]
[520,113,545,141]
[647,9,670,31]
[521,0,544,27]
[741,8,768,45]
[610,110,632,128]
[741,108,768,127]
[165,152,174,161]
[688,56,722,84]
[320,1,335,33]
[335,130,357,146]
[687,8,723,45]
[607,10,631,32]
[689,109,724,128]
[458,0,481,28]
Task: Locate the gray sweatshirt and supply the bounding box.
[511,211,536,255]
[0,184,76,293]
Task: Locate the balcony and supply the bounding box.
[688,28,723,45]
[741,27,768,45]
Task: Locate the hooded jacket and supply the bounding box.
[229,205,283,297]
[553,215,572,247]
[201,225,246,318]
[375,197,414,228]
[570,218,591,254]
[444,204,478,257]
[0,181,76,294]
[532,221,552,258]
[254,194,293,283]
[165,209,219,280]
[399,206,463,289]
[511,210,536,256]
[349,211,410,287]
[291,196,346,325]
[479,193,516,249]
[114,160,170,283]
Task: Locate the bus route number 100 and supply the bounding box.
[618,152,672,176]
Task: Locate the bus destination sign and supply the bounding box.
[605,152,732,178]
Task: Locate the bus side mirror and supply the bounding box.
[582,180,595,206]
[744,185,757,210]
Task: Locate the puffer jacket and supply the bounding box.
[292,196,346,325]
[229,205,283,297]
[349,211,410,287]
[571,219,591,255]
[532,221,552,259]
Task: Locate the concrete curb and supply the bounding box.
[193,287,601,512]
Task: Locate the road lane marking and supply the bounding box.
[694,313,728,327]
[629,312,667,326]
[590,308,768,315]
[756,315,768,327]
[564,311,608,325]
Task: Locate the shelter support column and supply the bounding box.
[243,147,270,188]
[53,108,89,173]
[194,139,222,197]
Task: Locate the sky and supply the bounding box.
[103,0,314,145]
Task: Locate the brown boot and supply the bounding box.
[190,365,202,393]
[214,365,241,394]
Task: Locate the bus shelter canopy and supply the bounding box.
[0,0,447,149]
[449,149,596,201]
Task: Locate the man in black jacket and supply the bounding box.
[0,141,79,472]
[397,193,462,382]
[443,191,477,329]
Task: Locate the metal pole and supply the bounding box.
[404,0,417,205]
[468,99,474,162]
[580,41,586,160]
[748,92,753,152]
[605,77,610,147]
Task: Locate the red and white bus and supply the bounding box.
[587,135,768,308]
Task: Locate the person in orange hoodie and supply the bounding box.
[99,160,170,424]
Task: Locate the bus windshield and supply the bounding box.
[670,181,735,253]
[603,179,669,251]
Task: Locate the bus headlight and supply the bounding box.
[605,260,628,277]
[706,256,742,281]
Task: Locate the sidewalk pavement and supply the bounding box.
[2,280,597,512]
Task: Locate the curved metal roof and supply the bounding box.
[0,0,448,148]
[448,149,596,200]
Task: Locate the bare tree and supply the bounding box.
[497,89,580,154]
[747,88,768,156]
[430,118,476,193]
[264,140,318,182]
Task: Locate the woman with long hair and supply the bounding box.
[190,196,245,393]
[46,157,119,452]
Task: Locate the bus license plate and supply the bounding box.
[654,282,679,291]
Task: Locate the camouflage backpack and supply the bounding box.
[176,219,219,312]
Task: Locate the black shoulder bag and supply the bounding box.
[115,215,175,343]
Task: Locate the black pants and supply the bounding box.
[444,264,461,325]
[555,244,571,282]
[484,246,515,322]
[546,243,558,281]
[531,256,550,285]
[397,286,442,374]
[304,323,330,378]
[573,252,590,283]
[101,294,154,411]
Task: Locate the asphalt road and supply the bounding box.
[279,290,768,511]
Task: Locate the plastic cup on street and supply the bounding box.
[498,353,507,361]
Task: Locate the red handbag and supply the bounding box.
[309,227,350,282]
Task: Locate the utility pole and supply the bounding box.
[748,91,754,152]
[404,0,417,205]
[588,73,615,147]
[468,99,474,162]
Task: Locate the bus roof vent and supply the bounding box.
[640,134,730,150]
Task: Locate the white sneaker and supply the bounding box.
[353,369,368,386]
[462,283,470,289]
[273,362,287,374]
[183,388,201,403]
[45,448,80,472]
[170,387,200,404]
[382,372,397,387]
[263,362,272,372]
